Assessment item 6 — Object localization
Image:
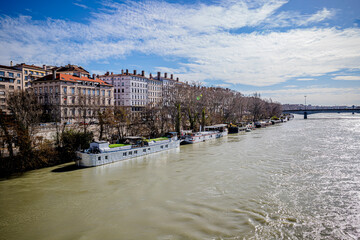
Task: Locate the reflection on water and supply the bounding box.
[0,113,359,239]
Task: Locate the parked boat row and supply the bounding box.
[76,124,229,167]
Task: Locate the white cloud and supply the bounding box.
[297,78,316,81]
[0,0,358,89]
[264,8,336,28]
[73,3,89,9]
[332,76,360,81]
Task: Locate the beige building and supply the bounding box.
[13,62,50,89]
[0,65,23,114]
[33,70,114,123]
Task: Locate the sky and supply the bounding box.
[0,0,360,106]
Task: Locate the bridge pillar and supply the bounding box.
[304,112,308,119]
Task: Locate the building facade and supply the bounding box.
[13,62,50,89]
[0,65,23,114]
[33,70,114,123]
[99,69,149,112]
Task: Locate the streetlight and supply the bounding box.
[304,95,307,110]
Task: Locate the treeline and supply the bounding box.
[0,83,281,177]
[0,91,93,177]
[97,83,282,140]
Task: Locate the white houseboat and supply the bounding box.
[76,133,180,167]
[182,124,228,144]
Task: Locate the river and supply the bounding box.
[0,113,359,239]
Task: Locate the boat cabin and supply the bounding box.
[204,124,227,132]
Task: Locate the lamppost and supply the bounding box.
[304,95,307,119]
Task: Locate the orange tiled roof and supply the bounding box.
[34,73,112,87]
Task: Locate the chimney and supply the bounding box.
[52,69,57,80]
[43,64,47,70]
[106,71,109,76]
[121,69,124,74]
[10,61,13,67]
[176,77,179,82]
[141,70,145,76]
[126,69,129,75]
[111,72,113,75]
[133,70,137,75]
[171,74,173,80]
[150,73,152,78]
[92,74,96,79]
[157,72,161,79]
[164,73,167,78]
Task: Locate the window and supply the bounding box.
[63,87,67,94]
[161,145,163,149]
[8,72,14,77]
[129,151,132,155]
[17,80,20,84]
[25,76,28,80]
[143,149,146,152]
[122,89,124,93]
[0,71,4,76]
[123,152,127,156]
[102,90,105,96]
[97,90,100,96]
[134,150,137,154]
[122,82,124,86]
[98,157,101,160]
[92,89,95,96]
[71,88,75,94]
[108,91,111,97]
[105,156,108,159]
[39,87,42,93]
[9,86,14,90]
[50,87,53,93]
[24,70,28,74]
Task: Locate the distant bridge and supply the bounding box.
[283,108,360,119]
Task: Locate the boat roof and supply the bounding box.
[92,141,108,144]
[205,124,227,128]
[124,136,144,140]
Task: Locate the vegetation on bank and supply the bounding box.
[0,83,282,177]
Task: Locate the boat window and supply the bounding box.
[129,151,132,155]
[134,150,137,154]
[165,145,168,148]
[123,152,127,156]
[105,156,108,159]
[161,145,163,149]
[143,149,146,152]
[98,157,101,160]
[148,148,150,151]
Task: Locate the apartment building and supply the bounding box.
[152,72,181,105]
[148,73,163,107]
[0,65,22,114]
[99,69,149,112]
[13,62,50,89]
[32,70,113,123]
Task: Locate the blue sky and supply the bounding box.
[1,0,360,105]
